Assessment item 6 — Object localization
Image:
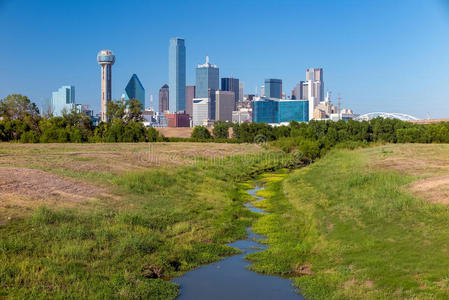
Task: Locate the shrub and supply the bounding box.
[191,126,212,139]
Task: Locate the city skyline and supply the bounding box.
[1,0,449,119]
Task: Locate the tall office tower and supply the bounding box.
[51,85,75,116]
[221,77,239,108]
[264,79,282,99]
[196,56,219,98]
[239,82,244,102]
[306,68,324,101]
[97,50,115,122]
[292,83,300,100]
[208,88,216,120]
[185,85,196,116]
[292,81,309,100]
[169,38,186,112]
[125,74,145,109]
[215,90,235,121]
[158,84,169,113]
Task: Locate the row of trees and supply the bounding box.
[2,94,449,149]
[0,95,163,143]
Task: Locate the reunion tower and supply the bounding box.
[97,50,115,122]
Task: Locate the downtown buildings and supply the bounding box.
[196,56,219,98]
[124,74,145,108]
[252,98,309,124]
[47,85,76,116]
[158,84,169,113]
[168,38,186,112]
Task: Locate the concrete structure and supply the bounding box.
[264,79,282,99]
[215,90,235,122]
[192,98,211,126]
[169,38,186,112]
[239,82,244,102]
[97,50,115,122]
[221,78,239,108]
[124,74,145,108]
[196,56,219,98]
[50,85,75,116]
[158,84,169,113]
[185,85,196,116]
[232,108,252,124]
[166,112,190,127]
[305,68,324,102]
[252,97,308,124]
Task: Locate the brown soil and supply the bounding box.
[371,144,449,204]
[0,167,107,212]
[409,175,449,204]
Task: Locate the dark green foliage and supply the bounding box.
[2,94,449,146]
[191,126,212,139]
[212,121,230,139]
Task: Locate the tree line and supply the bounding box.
[0,94,163,143]
[1,94,449,153]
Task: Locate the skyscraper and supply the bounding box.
[125,74,145,109]
[221,77,239,108]
[306,68,324,101]
[215,90,235,121]
[50,85,75,116]
[169,38,186,112]
[239,82,244,102]
[97,50,115,122]
[264,79,282,99]
[185,85,196,116]
[159,84,169,113]
[196,56,219,98]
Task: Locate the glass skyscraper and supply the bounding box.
[169,38,186,112]
[196,56,219,98]
[264,79,282,99]
[221,77,239,108]
[50,85,75,116]
[125,74,145,109]
[252,97,308,123]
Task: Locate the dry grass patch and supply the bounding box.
[369,144,449,204]
[0,142,261,175]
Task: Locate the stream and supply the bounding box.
[172,185,303,299]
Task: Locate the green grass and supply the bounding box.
[0,149,294,299]
[247,146,449,299]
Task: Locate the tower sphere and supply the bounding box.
[97,49,115,65]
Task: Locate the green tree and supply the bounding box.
[125,98,144,123]
[106,100,126,122]
[0,94,40,121]
[191,126,212,139]
[213,121,229,139]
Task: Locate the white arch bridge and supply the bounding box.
[354,112,419,121]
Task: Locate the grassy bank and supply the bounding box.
[0,143,294,299]
[248,144,449,299]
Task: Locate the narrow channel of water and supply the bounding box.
[172,185,303,300]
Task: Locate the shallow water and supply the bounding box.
[172,185,303,300]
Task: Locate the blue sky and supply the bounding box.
[1,0,449,118]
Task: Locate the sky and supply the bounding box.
[1,0,449,119]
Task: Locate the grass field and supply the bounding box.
[0,142,293,299]
[248,144,449,299]
[3,142,449,299]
